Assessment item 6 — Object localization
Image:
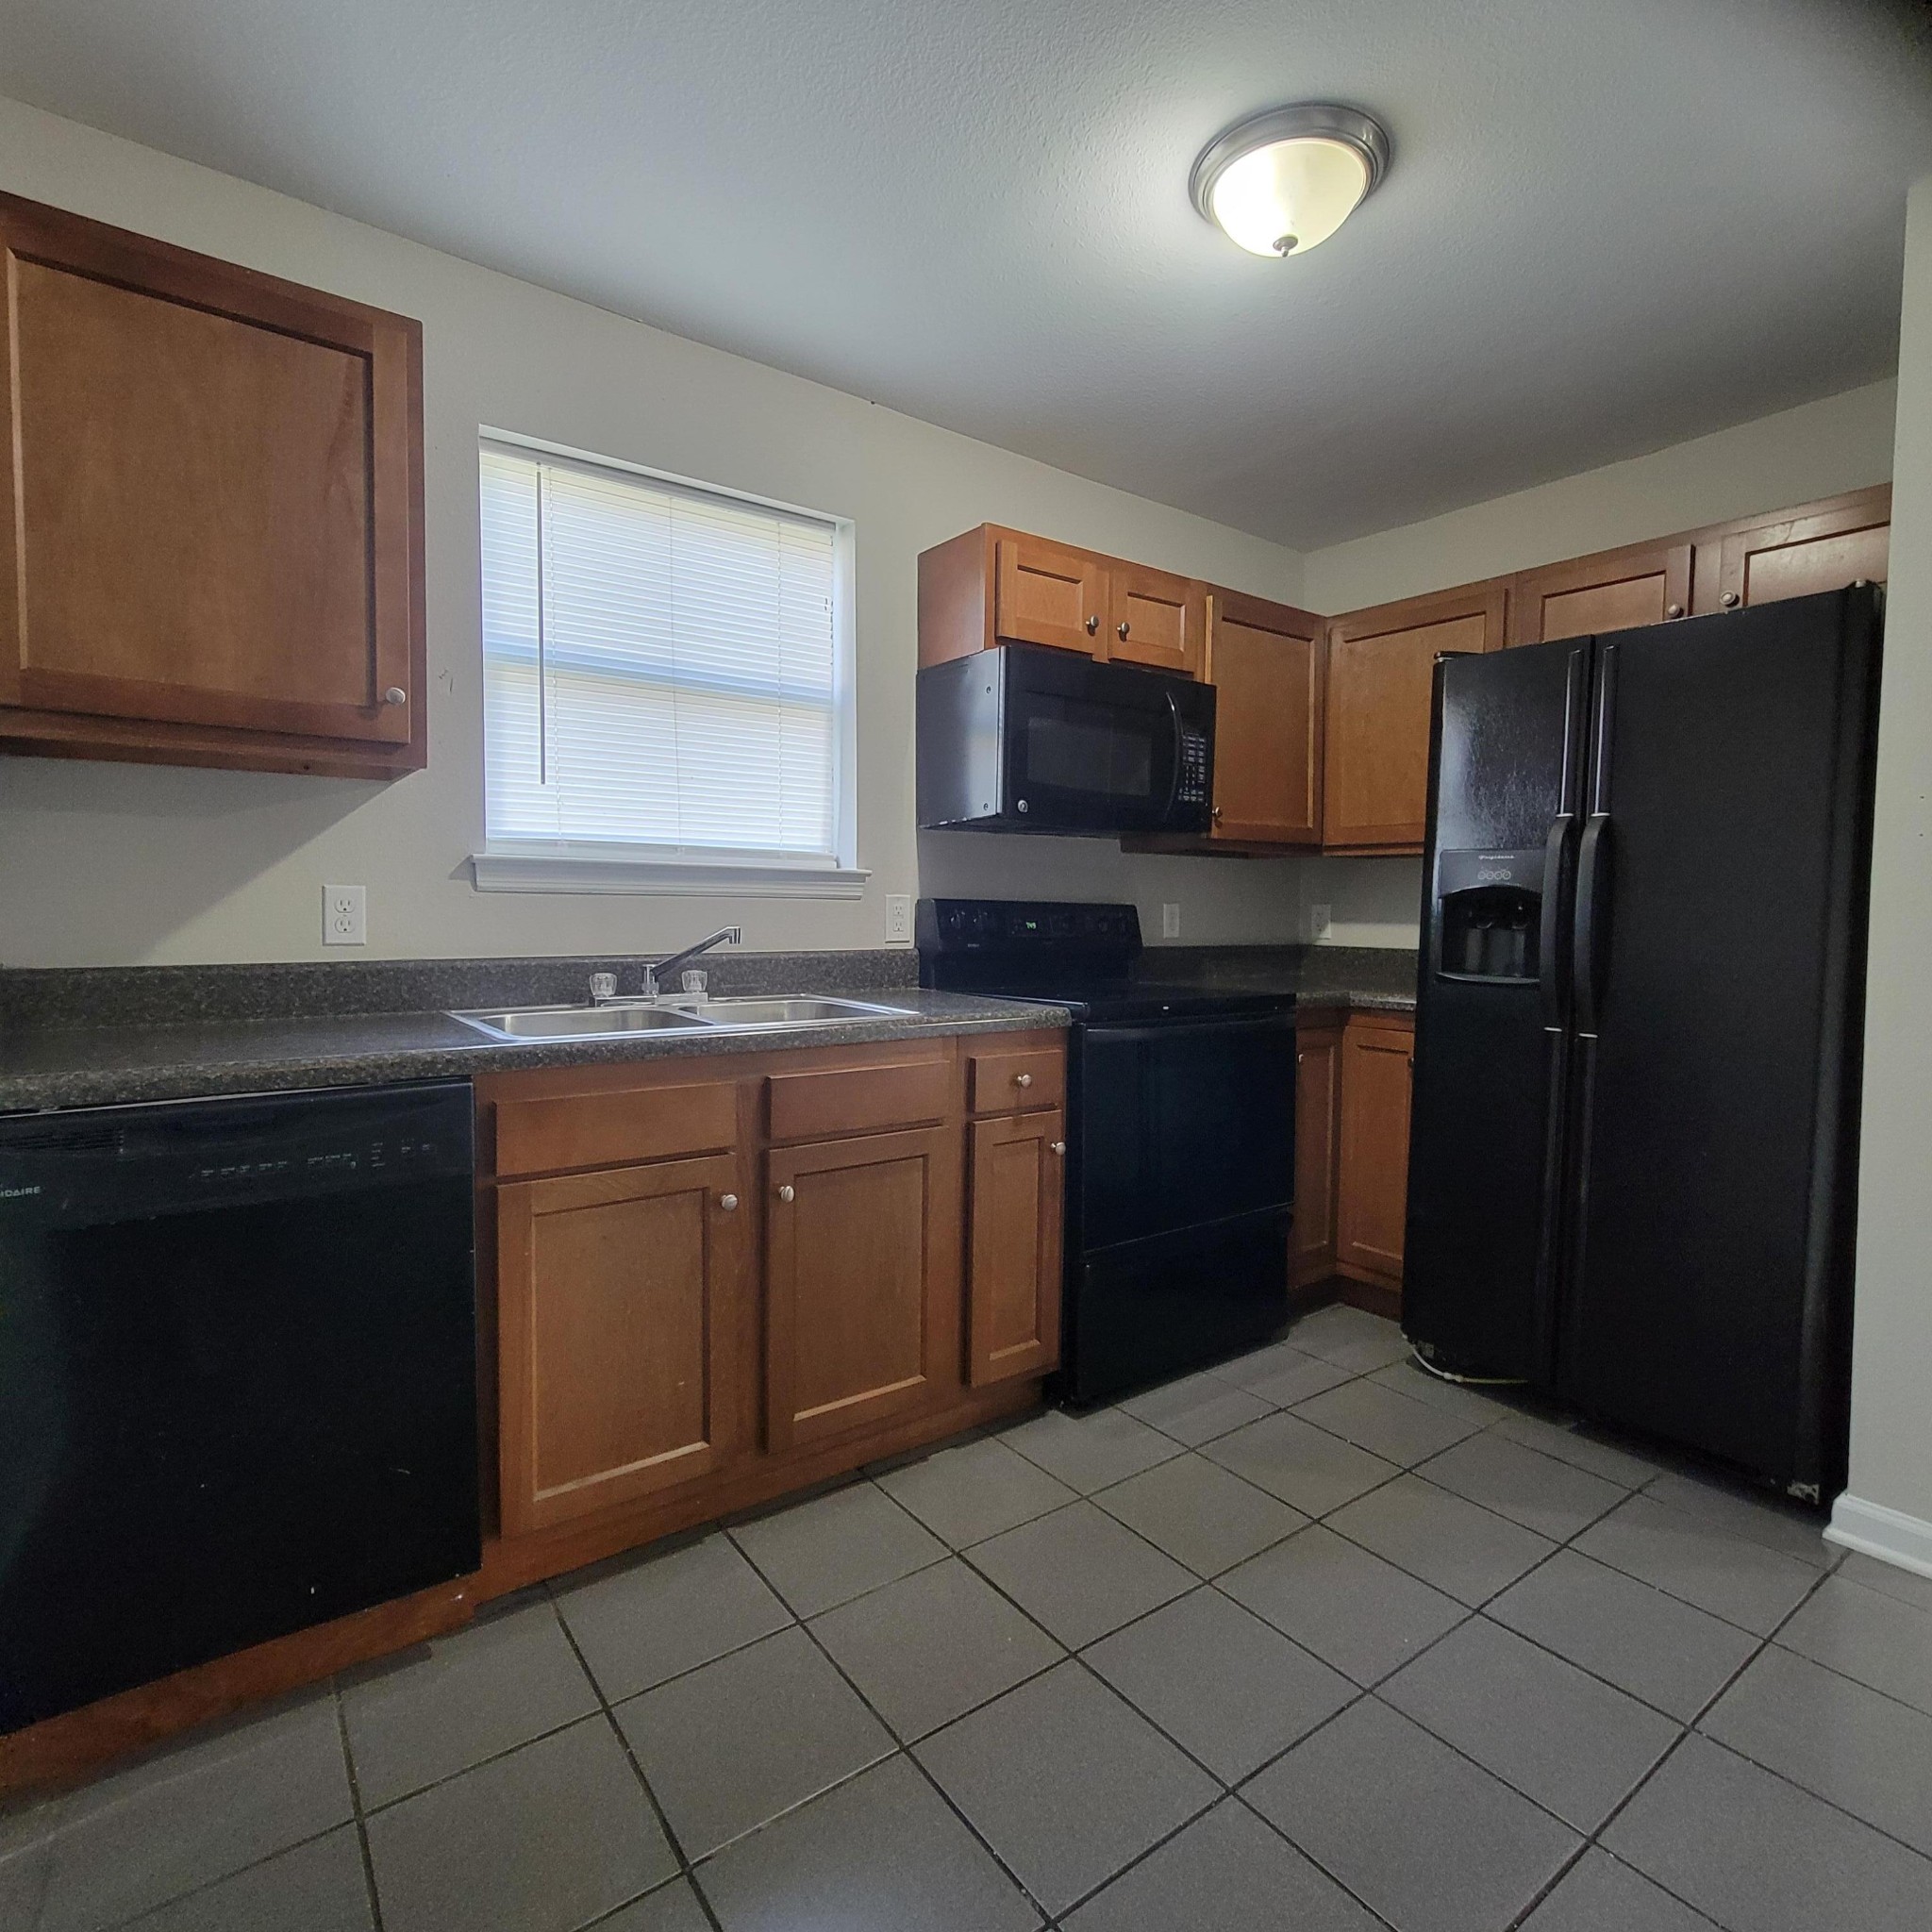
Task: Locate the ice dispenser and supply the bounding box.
[1435,848,1542,982]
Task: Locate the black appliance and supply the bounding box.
[0,1081,481,1732]
[919,898,1294,1404]
[916,643,1215,836]
[1404,584,1882,1500]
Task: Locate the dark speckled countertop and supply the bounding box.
[0,955,1065,1112]
[1139,943,1418,1014]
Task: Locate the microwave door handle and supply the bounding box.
[1162,690,1184,821]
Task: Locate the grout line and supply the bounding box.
[332,1683,388,1932]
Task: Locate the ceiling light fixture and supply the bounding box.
[1190,103,1391,258]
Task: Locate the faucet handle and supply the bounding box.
[589,972,617,1003]
[680,970,709,996]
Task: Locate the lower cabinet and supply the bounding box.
[496,1150,753,1537]
[1292,1016,1343,1286]
[966,1108,1066,1385]
[765,1124,960,1452]
[1336,1012,1416,1293]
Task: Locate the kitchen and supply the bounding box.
[2,5,1931,1931]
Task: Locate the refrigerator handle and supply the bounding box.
[1574,811,1611,1036]
[1538,814,1574,1029]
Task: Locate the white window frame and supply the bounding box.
[470,428,864,897]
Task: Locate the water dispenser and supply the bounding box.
[1435,849,1542,983]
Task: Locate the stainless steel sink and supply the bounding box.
[447,993,918,1043]
[675,996,918,1027]
[448,1003,717,1042]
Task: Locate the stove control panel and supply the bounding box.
[916,899,1142,954]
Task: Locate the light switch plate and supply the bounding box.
[884,893,913,945]
[324,884,367,946]
[1160,903,1181,940]
[1308,902,1332,941]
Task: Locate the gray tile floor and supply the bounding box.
[6,1304,1932,1931]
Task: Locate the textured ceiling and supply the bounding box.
[2,0,1928,545]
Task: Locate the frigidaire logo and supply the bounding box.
[0,1185,43,1199]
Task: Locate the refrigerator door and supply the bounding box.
[1557,586,1879,1494]
[1405,639,1590,1379]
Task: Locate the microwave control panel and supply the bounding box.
[1177,728,1209,808]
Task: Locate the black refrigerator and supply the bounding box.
[1403,583,1881,1502]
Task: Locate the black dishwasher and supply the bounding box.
[0,1081,479,1733]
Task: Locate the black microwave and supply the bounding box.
[916,643,1215,836]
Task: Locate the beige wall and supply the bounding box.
[1836,176,1932,1569]
[1293,378,1900,950]
[0,99,1309,967]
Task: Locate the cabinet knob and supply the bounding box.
[1212,805,1224,824]
[1014,1072,1033,1089]
[382,687,408,706]
[1721,591,1740,608]
[1665,603,1684,619]
[1085,614,1100,636]
[1050,1141,1066,1157]
[719,1192,739,1212]
[776,1184,795,1204]
[1297,1052,1305,1064]
[1117,622,1130,641]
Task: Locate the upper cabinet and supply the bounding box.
[919,525,1202,677]
[1202,590,1324,846]
[0,192,425,779]
[1323,580,1507,853]
[1508,538,1693,647]
[1696,484,1890,612]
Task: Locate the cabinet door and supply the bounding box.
[1108,564,1206,677]
[1337,1017,1415,1291]
[1703,486,1890,612]
[1508,540,1692,646]
[1324,584,1507,851]
[0,192,424,769]
[967,1110,1065,1386]
[1293,1022,1343,1285]
[993,533,1108,655]
[498,1152,750,1537]
[766,1125,962,1450]
[1204,591,1324,845]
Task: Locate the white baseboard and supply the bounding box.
[1825,1493,1932,1580]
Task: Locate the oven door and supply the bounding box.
[1001,646,1213,834]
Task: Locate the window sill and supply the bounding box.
[470,847,871,898]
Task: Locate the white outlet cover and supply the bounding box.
[1160,903,1181,939]
[324,883,367,946]
[884,893,913,945]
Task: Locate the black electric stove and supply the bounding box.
[919,899,1297,1404]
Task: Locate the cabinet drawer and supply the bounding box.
[493,1080,738,1179]
[967,1047,1065,1115]
[767,1057,951,1141]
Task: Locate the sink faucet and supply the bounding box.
[639,924,741,1000]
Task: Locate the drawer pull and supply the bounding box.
[719,1192,739,1211]
[776,1183,795,1204]
[1014,1072,1033,1089]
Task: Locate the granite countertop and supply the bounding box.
[0,989,1066,1113]
[1138,943,1419,1015]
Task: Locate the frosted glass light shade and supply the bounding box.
[1191,105,1390,259]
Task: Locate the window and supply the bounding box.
[475,439,858,892]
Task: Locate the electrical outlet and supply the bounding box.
[1308,902,1332,941]
[884,893,913,945]
[1160,902,1181,940]
[323,884,367,946]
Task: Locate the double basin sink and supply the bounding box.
[449,995,920,1043]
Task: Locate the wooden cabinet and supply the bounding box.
[1336,1013,1415,1294]
[497,1145,753,1537]
[1696,484,1890,612]
[1108,562,1206,677]
[995,531,1109,654]
[1324,583,1507,852]
[966,1109,1065,1386]
[0,192,425,779]
[765,1124,962,1451]
[1204,591,1324,846]
[1293,1016,1344,1286]
[1508,539,1692,647]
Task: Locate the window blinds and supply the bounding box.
[479,443,841,861]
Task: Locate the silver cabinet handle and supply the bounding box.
[1117,622,1130,641]
[1085,614,1100,636]
[719,1192,739,1211]
[1720,591,1740,608]
[382,687,408,706]
[1050,1141,1066,1157]
[777,1184,795,1204]
[1665,603,1684,619]
[1014,1072,1033,1089]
